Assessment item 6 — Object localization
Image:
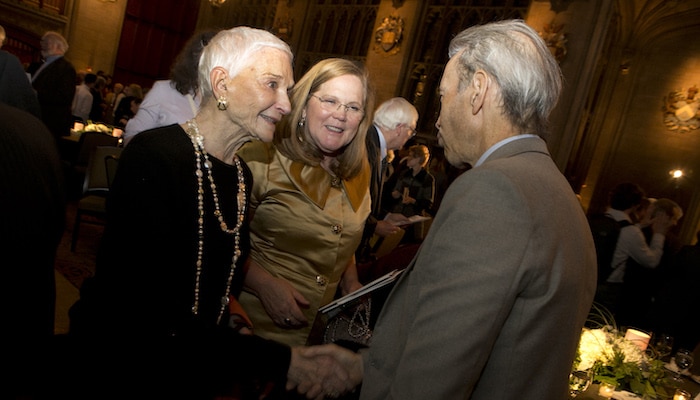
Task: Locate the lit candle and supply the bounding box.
[598,382,616,398]
[625,328,651,351]
[674,389,691,400]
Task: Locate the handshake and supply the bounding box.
[287,344,364,399]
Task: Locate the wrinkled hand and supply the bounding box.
[384,212,411,226]
[257,276,310,328]
[287,344,363,399]
[375,220,400,237]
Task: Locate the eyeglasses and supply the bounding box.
[407,126,417,137]
[310,95,364,118]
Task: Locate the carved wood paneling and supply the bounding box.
[295,0,379,78]
[20,0,66,15]
[400,1,530,140]
[222,0,278,30]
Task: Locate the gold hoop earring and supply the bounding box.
[217,97,228,111]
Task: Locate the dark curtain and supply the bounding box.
[112,0,200,89]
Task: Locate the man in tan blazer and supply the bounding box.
[305,20,597,400]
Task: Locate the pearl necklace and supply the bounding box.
[185,119,246,324]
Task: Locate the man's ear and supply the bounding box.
[470,70,489,113]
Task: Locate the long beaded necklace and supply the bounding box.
[185,119,247,324]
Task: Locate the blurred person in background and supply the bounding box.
[124,30,219,145]
[0,25,41,117]
[28,31,76,139]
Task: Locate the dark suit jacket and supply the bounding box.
[0,103,65,343]
[31,56,76,138]
[0,51,41,118]
[356,125,385,262]
[360,136,597,400]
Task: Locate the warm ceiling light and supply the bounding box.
[669,169,683,179]
[209,0,226,7]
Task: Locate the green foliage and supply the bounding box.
[576,304,672,399]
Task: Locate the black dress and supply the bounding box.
[67,124,291,398]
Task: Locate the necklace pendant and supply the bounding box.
[331,176,341,188]
[221,295,230,307]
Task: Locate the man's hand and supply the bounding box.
[375,220,400,237]
[384,212,411,227]
[287,344,363,399]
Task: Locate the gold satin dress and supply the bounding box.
[237,141,371,346]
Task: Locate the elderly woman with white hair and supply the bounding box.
[66,26,353,400]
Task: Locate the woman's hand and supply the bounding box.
[244,258,310,328]
[258,276,310,328]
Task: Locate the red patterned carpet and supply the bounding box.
[54,200,102,288]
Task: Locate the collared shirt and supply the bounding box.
[605,207,665,283]
[375,124,388,161]
[123,80,200,145]
[72,82,93,122]
[474,134,538,167]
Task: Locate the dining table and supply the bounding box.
[574,370,700,400]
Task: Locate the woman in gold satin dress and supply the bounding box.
[237,58,374,346]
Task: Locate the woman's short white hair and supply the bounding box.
[198,26,293,99]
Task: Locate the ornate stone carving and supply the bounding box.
[538,22,567,63]
[663,85,700,133]
[374,15,404,55]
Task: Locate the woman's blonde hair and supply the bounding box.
[274,58,375,180]
[408,144,430,168]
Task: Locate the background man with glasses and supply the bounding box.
[355,97,419,264]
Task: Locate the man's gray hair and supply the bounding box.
[373,97,418,130]
[448,19,562,137]
[43,31,69,54]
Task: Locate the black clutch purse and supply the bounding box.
[307,269,403,351]
[322,297,373,350]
